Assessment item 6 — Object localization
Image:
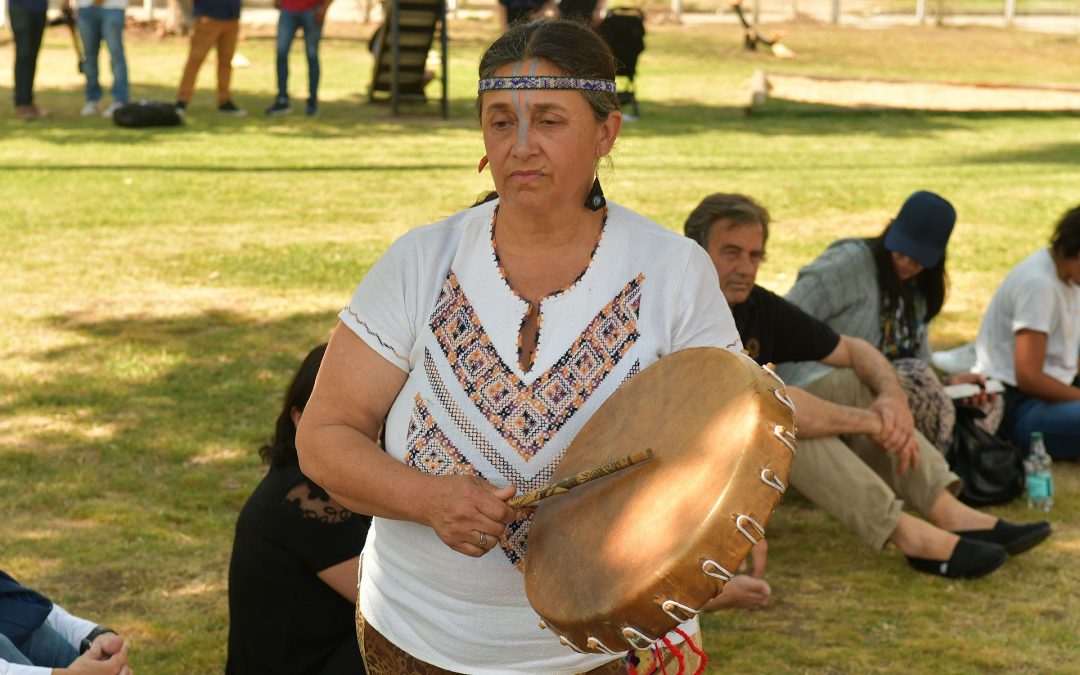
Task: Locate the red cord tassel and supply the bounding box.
[674,628,707,675]
[660,635,687,675]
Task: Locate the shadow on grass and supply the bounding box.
[7,81,1080,148]
[0,306,346,665]
[0,81,472,143]
[962,140,1080,165]
[626,98,1080,136]
[3,306,340,514]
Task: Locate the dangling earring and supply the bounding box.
[584,177,605,211]
[477,155,489,173]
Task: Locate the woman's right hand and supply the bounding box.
[424,476,518,557]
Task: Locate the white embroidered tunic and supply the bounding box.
[340,199,741,674]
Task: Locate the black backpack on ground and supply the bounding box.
[946,404,1025,506]
[112,100,183,128]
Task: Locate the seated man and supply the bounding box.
[683,193,1051,579]
[1,568,132,674]
[974,203,1080,460]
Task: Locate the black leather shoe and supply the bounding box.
[907,538,1008,579]
[955,519,1052,556]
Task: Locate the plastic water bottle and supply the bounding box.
[1024,432,1054,512]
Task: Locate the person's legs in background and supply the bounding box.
[177,16,225,110]
[78,4,104,114]
[299,9,322,115]
[101,7,129,114]
[267,9,300,114]
[10,1,49,118]
[214,18,244,113]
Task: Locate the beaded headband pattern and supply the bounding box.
[478,76,616,94]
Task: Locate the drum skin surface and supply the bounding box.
[523,347,796,654]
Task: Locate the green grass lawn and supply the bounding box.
[2,17,1080,673]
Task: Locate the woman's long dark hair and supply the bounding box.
[865,222,949,321]
[259,344,327,467]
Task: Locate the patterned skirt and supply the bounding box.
[893,358,1004,452]
[355,601,704,675]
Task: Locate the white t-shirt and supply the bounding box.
[340,199,740,673]
[974,248,1080,387]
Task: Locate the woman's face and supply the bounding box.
[480,59,621,214]
[890,251,924,281]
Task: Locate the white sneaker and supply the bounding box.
[80,101,100,116]
[101,102,123,118]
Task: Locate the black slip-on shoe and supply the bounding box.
[907,538,1008,579]
[955,519,1052,556]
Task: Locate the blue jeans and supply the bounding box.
[275,9,321,103]
[0,622,78,667]
[1012,396,1080,460]
[78,6,129,103]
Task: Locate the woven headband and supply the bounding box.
[478,76,616,94]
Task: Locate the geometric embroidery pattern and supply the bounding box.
[621,359,641,386]
[422,351,558,570]
[424,349,556,493]
[429,270,644,461]
[499,507,535,572]
[404,394,479,478]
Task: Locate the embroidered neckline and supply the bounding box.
[489,206,608,373]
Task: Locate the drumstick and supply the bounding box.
[507,449,654,509]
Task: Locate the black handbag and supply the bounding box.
[946,405,1025,506]
[112,100,183,128]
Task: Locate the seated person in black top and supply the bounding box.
[684,194,1050,579]
[1,569,132,675]
[226,344,371,674]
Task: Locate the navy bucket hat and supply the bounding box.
[884,191,956,268]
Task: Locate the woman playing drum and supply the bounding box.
[297,19,740,673]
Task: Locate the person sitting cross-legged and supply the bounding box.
[974,203,1080,460]
[1,568,133,675]
[683,193,1051,579]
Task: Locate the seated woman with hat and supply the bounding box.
[780,191,1002,453]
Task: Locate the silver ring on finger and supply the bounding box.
[478,531,487,547]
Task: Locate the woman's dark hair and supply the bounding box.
[865,221,949,321]
[476,19,618,123]
[1051,204,1080,259]
[260,344,327,467]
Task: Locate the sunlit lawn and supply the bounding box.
[2,16,1079,672]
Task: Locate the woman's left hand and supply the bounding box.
[948,372,995,407]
